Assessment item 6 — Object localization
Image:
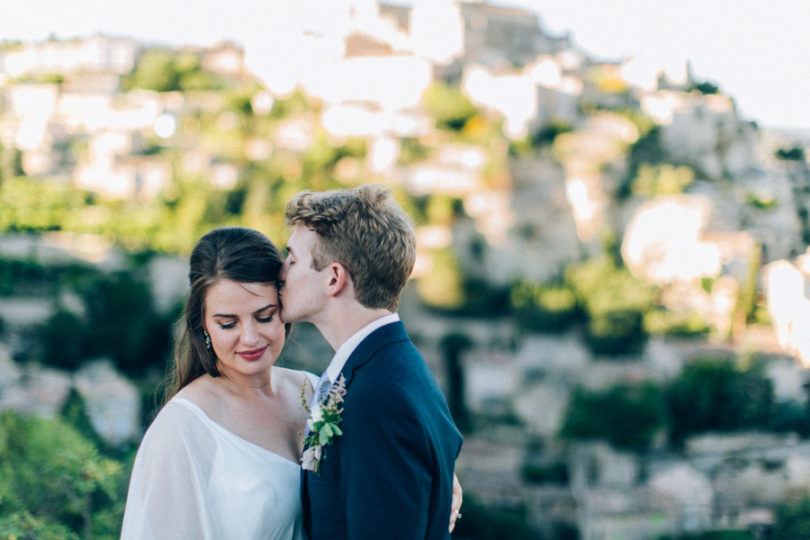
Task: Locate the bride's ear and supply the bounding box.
[325,262,351,297]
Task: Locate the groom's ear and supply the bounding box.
[325,262,351,297]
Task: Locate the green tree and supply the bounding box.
[631,163,695,196]
[618,126,665,198]
[0,140,24,182]
[123,49,224,93]
[565,256,655,355]
[0,511,80,540]
[688,80,720,95]
[123,49,180,92]
[0,176,85,232]
[666,357,774,445]
[658,531,753,540]
[644,308,709,337]
[775,146,805,161]
[450,494,540,540]
[422,82,478,131]
[561,381,666,450]
[771,495,810,539]
[417,248,464,310]
[0,411,127,540]
[78,270,173,375]
[36,310,86,370]
[509,280,579,333]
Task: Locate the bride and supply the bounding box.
[121,227,314,539]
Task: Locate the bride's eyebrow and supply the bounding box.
[253,304,278,315]
[212,304,277,318]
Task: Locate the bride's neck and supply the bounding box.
[214,368,275,398]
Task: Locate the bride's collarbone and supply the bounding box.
[219,381,303,456]
[182,375,302,458]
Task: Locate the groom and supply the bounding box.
[279,184,463,539]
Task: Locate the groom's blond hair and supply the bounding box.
[285,184,415,311]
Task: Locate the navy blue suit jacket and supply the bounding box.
[301,321,463,539]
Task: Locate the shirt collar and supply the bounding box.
[324,312,400,383]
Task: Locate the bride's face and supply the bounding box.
[203,278,285,379]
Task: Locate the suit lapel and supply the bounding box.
[340,321,409,386]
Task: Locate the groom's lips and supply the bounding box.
[238,346,268,361]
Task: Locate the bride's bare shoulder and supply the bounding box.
[275,367,317,394]
[176,375,220,410]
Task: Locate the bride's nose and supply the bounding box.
[240,321,261,345]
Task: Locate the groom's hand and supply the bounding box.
[449,473,463,533]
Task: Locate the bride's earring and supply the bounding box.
[203,330,212,350]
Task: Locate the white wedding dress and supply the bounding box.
[121,396,306,540]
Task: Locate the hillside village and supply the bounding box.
[2,1,810,538]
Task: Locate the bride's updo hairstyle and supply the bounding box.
[164,227,284,403]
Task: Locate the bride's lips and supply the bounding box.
[238,346,268,361]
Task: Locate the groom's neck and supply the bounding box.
[315,302,394,351]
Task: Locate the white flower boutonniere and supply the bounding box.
[301,373,347,473]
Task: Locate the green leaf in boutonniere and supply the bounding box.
[301,373,347,473]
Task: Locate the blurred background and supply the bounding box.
[1,1,810,538]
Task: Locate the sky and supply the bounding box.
[2,0,809,131]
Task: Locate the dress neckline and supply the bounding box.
[172,396,301,468]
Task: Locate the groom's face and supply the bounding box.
[279,224,329,324]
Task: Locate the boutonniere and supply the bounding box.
[300,373,347,473]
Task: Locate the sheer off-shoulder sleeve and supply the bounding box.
[120,399,217,540]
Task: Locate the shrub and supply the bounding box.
[0,411,127,539]
[771,495,810,539]
[417,248,464,310]
[123,49,179,91]
[450,494,539,540]
[123,49,224,93]
[618,126,665,198]
[561,381,666,450]
[631,163,695,196]
[398,137,431,165]
[455,278,510,317]
[565,257,655,355]
[565,257,655,316]
[78,270,174,375]
[0,257,92,296]
[0,511,80,540]
[658,531,753,540]
[666,357,774,445]
[422,82,478,131]
[775,146,805,161]
[510,281,579,333]
[585,309,646,355]
[521,462,569,485]
[0,176,86,232]
[36,309,86,370]
[644,309,710,337]
[744,190,777,210]
[533,120,573,146]
[688,81,720,95]
[768,400,810,435]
